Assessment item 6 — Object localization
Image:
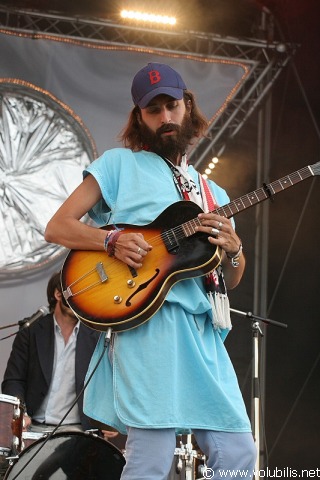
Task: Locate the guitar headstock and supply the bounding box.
[310,161,320,176]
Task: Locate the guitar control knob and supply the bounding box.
[127,279,135,288]
[113,295,122,304]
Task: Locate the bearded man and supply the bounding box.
[45,63,256,480]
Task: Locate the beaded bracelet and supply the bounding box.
[103,230,116,252]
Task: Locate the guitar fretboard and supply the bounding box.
[177,162,319,239]
[215,164,316,219]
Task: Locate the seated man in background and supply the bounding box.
[2,271,117,440]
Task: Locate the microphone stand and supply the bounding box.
[0,323,21,341]
[0,308,49,341]
[230,308,287,479]
[0,323,20,330]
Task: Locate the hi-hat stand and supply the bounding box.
[230,308,287,479]
[173,434,207,480]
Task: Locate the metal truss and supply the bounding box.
[0,7,296,169]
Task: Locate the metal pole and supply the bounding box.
[252,76,272,476]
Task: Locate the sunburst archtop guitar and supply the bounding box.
[61,162,320,332]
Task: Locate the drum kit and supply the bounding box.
[0,394,207,480]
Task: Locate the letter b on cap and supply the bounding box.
[148,70,161,85]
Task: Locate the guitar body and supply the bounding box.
[61,201,222,332]
[61,160,320,332]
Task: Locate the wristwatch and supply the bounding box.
[227,243,243,268]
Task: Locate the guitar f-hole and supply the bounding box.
[125,269,160,307]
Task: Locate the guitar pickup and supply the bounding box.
[162,230,179,252]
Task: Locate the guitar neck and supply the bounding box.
[172,162,319,241]
[214,163,318,219]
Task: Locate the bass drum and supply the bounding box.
[4,431,125,479]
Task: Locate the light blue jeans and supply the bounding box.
[121,427,257,480]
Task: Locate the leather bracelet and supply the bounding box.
[106,231,123,257]
[226,243,243,268]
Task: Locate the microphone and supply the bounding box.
[18,306,50,330]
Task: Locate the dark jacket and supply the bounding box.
[1,314,100,431]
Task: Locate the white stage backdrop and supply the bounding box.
[0,29,248,384]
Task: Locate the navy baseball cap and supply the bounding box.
[131,62,187,108]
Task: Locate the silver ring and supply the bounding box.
[211,228,220,236]
[137,247,141,255]
[218,221,223,230]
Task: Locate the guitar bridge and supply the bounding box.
[128,265,138,278]
[63,262,108,299]
[96,262,108,282]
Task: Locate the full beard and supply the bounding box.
[139,114,195,162]
[60,296,78,321]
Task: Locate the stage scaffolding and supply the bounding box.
[0,6,296,472]
[0,6,295,169]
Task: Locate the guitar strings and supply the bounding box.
[144,166,314,248]
[140,217,201,249]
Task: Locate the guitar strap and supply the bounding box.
[161,154,232,331]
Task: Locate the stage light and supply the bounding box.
[202,156,220,178]
[276,43,286,53]
[120,9,176,26]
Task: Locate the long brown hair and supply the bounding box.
[47,271,62,312]
[119,91,208,151]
